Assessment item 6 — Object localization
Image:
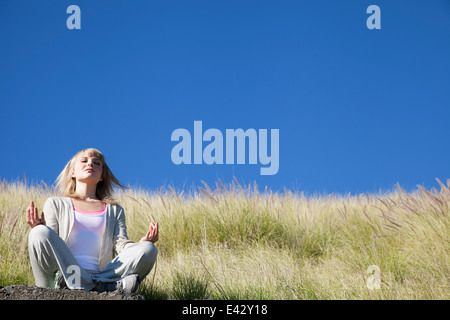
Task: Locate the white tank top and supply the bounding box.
[66,204,106,273]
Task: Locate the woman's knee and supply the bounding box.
[140,241,158,262]
[135,242,158,280]
[28,225,52,244]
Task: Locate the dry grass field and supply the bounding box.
[0,178,449,299]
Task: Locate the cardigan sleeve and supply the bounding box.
[42,197,59,235]
[113,205,134,255]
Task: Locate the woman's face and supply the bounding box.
[71,152,103,184]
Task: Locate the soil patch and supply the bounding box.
[0,285,145,300]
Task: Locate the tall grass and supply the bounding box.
[0,178,449,299]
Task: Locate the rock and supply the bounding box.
[0,285,145,300]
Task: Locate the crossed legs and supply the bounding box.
[28,225,157,291]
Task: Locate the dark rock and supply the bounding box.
[0,285,145,300]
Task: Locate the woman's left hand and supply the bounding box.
[140,222,159,243]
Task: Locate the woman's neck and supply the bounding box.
[75,182,98,201]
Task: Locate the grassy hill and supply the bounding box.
[1,178,448,299]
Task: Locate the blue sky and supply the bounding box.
[1,0,449,196]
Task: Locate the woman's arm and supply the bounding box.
[139,222,159,243]
[42,198,59,233]
[26,201,46,228]
[26,198,60,233]
[113,205,134,254]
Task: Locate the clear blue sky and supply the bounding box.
[1,0,449,195]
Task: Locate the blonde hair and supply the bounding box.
[55,148,126,205]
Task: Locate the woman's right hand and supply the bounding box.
[26,201,46,228]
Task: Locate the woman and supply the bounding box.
[26,148,158,293]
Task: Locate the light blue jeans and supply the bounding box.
[28,225,157,291]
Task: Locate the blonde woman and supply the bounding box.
[26,148,158,293]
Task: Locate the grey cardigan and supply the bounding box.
[42,196,134,271]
